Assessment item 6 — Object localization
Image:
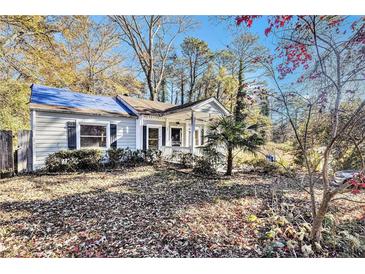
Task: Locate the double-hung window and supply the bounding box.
[80,124,107,148]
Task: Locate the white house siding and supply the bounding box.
[142,119,165,126]
[33,111,136,170]
[194,101,222,115]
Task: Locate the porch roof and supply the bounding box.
[117,95,174,115]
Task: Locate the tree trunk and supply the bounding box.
[310,192,333,242]
[216,82,221,100]
[234,58,246,121]
[188,88,193,103]
[226,146,233,176]
[148,82,157,101]
[161,79,166,102]
[180,74,184,105]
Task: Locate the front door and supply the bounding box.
[171,128,182,147]
[148,127,159,150]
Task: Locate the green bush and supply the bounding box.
[107,148,130,168]
[201,146,223,166]
[192,146,223,175]
[193,156,217,175]
[106,148,161,167]
[175,152,195,168]
[170,147,222,174]
[46,148,162,173]
[73,149,103,171]
[45,150,76,172]
[45,149,102,172]
[144,149,162,164]
[127,149,145,166]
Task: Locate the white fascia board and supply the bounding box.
[191,97,231,116]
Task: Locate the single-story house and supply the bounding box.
[29,84,230,170]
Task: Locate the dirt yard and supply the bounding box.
[0,166,364,257]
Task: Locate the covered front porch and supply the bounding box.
[136,97,230,156]
[160,109,213,156]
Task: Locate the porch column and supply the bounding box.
[185,121,189,147]
[190,110,196,154]
[165,119,170,146]
[76,119,80,150]
[135,116,143,149]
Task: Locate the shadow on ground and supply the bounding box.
[0,167,312,257]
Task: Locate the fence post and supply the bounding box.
[0,130,14,178]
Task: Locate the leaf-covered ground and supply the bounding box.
[0,166,364,257]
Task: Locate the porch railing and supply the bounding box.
[160,146,204,157]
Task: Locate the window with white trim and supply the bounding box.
[171,127,182,147]
[188,128,201,146]
[80,124,107,148]
[148,127,159,150]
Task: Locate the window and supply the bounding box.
[80,124,107,148]
[194,129,199,146]
[188,128,201,146]
[171,128,182,147]
[148,127,159,150]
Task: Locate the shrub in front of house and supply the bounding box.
[73,149,103,171]
[192,156,217,175]
[45,149,102,172]
[45,148,162,173]
[106,148,162,167]
[107,148,130,168]
[174,152,195,168]
[45,150,76,172]
[143,149,162,164]
[127,149,146,166]
[192,146,223,175]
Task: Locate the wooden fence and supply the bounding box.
[0,130,32,178]
[17,130,33,173]
[0,130,14,178]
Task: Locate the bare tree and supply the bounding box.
[111,16,195,101]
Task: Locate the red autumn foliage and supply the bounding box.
[236,16,312,78]
[236,15,293,36]
[327,17,345,27]
[235,15,261,27]
[347,172,365,195]
[276,42,312,78]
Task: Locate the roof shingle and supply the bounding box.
[30,84,135,116]
[117,95,175,115]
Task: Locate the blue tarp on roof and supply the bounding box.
[30,84,135,116]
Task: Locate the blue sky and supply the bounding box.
[181,16,277,52]
[92,15,360,73]
[91,15,283,101]
[93,16,278,64]
[92,15,361,94]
